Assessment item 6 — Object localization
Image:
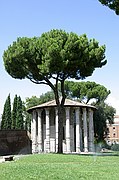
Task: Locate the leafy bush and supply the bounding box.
[101,141,111,150]
[94,140,111,152]
[111,144,119,151]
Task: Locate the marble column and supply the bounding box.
[75,107,80,153]
[31,110,37,153]
[55,108,58,153]
[37,109,42,153]
[83,108,88,152]
[66,107,71,152]
[79,112,83,152]
[88,108,94,152]
[45,108,50,152]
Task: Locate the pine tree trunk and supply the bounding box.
[58,105,65,153]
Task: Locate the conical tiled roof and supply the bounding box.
[27,98,96,113]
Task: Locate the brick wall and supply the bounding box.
[0,130,32,156]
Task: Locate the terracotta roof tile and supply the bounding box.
[27,98,96,112]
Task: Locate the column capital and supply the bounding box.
[75,107,81,113]
[65,107,70,111]
[88,108,93,112]
[45,108,50,115]
[65,107,70,116]
[37,109,42,116]
[75,107,80,110]
[32,110,36,116]
[83,107,86,112]
[55,107,58,114]
[37,109,42,113]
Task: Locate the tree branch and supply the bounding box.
[53,74,60,105]
[27,76,48,85]
[61,79,66,106]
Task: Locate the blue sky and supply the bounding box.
[0,0,119,115]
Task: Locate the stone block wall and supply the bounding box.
[0,130,32,156]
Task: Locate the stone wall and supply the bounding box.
[0,130,32,156]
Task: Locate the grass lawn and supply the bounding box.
[0,153,119,180]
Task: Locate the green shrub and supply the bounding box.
[101,141,111,150]
[111,144,119,151]
[94,140,111,152]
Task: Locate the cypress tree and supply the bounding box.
[16,96,24,129]
[6,94,12,129]
[24,112,31,132]
[1,101,7,129]
[11,95,17,129]
[1,94,11,129]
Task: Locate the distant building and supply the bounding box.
[105,115,119,145]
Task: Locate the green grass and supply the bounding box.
[0,153,119,180]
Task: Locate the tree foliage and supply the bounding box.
[104,103,116,124]
[93,102,116,141]
[99,0,119,14]
[1,94,24,130]
[25,96,41,109]
[64,81,110,104]
[1,94,11,129]
[111,143,119,151]
[3,29,107,153]
[24,112,31,132]
[11,95,18,129]
[16,96,24,129]
[25,91,55,109]
[3,30,107,84]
